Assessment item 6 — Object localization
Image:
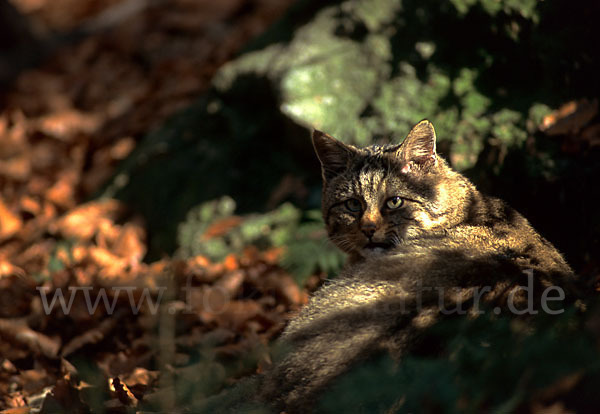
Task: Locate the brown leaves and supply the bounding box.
[0,318,60,358]
[541,99,598,136]
[0,0,299,410]
[61,310,124,357]
[36,109,101,141]
[108,377,138,407]
[52,199,124,241]
[204,216,244,240]
[0,246,307,408]
[11,0,340,409]
[540,99,600,153]
[0,198,22,242]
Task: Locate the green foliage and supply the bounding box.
[177,196,298,260]
[177,197,344,285]
[443,309,597,410]
[279,210,346,285]
[450,0,539,20]
[214,0,581,172]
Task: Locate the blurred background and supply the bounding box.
[1,0,600,412]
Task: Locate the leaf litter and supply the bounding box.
[0,0,301,411]
[1,0,599,411]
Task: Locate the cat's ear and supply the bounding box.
[312,130,356,181]
[397,120,437,173]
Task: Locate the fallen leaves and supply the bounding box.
[540,98,600,153]
[0,198,22,242]
[0,211,310,409]
[0,318,60,358]
[60,309,124,357]
[51,199,124,241]
[0,0,300,410]
[541,99,598,136]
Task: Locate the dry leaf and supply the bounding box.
[44,172,77,209]
[0,408,30,414]
[0,318,60,358]
[112,222,146,265]
[216,270,245,296]
[0,156,31,182]
[52,199,124,241]
[541,99,598,136]
[273,272,305,306]
[0,261,26,279]
[213,300,263,331]
[109,377,137,406]
[40,378,88,414]
[19,196,41,216]
[1,359,17,374]
[223,254,238,272]
[0,199,22,242]
[36,109,101,140]
[123,367,159,387]
[203,216,243,239]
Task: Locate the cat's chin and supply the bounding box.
[360,243,395,258]
[361,248,388,258]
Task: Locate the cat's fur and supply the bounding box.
[257,121,576,412]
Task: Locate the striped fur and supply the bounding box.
[258,121,576,413]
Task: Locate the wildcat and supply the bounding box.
[254,120,577,413]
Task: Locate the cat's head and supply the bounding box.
[313,120,472,260]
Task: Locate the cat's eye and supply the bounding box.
[385,196,404,210]
[344,198,362,212]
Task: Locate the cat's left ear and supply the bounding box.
[397,120,437,173]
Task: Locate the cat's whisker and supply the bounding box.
[328,235,355,253]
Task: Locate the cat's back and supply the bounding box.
[444,192,573,279]
[259,122,578,412]
[284,203,575,343]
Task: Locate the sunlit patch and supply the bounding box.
[413,210,444,230]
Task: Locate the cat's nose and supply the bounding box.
[361,224,377,238]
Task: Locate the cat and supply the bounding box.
[255,120,578,413]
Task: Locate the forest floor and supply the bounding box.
[0,0,316,412]
[1,0,599,412]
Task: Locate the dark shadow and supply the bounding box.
[260,247,587,412]
[106,73,322,260]
[238,0,346,55]
[491,143,600,276]
[385,0,600,110]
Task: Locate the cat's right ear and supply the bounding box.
[397,120,437,173]
[312,130,356,182]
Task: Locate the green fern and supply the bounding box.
[176,198,344,285]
